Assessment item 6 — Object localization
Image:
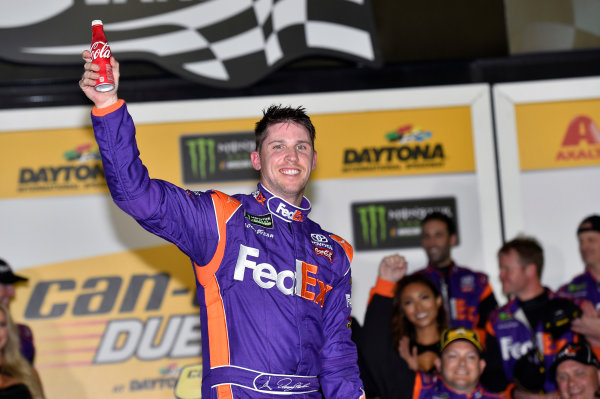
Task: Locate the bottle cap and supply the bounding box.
[92,20,103,26]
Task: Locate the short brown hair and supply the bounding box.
[498,236,544,278]
[254,105,316,152]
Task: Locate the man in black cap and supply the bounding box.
[552,341,600,399]
[0,258,35,363]
[557,215,600,349]
[558,215,600,308]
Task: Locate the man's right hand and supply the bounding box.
[79,50,120,109]
[378,254,407,283]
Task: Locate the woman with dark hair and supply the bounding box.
[358,254,448,399]
[392,273,447,373]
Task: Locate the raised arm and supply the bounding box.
[78,50,219,266]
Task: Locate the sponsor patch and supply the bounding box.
[567,283,586,292]
[460,275,475,293]
[310,233,328,243]
[245,212,273,229]
[244,223,274,239]
[313,246,334,263]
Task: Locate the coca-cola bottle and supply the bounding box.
[90,20,115,92]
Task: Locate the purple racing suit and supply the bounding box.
[91,101,365,398]
[413,372,502,399]
[417,263,497,336]
[484,289,575,393]
[558,270,600,309]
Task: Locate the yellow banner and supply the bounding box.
[13,245,201,399]
[515,99,600,171]
[311,106,475,179]
[0,127,107,199]
[1,106,475,199]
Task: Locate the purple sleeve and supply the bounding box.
[91,103,218,265]
[319,260,365,398]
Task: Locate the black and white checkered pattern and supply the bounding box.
[21,0,381,88]
[505,0,600,54]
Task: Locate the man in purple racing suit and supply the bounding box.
[413,328,501,399]
[80,52,365,398]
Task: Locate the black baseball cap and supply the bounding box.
[577,215,600,235]
[0,259,28,284]
[550,341,600,379]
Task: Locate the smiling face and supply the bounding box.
[556,360,600,399]
[400,282,442,329]
[251,121,317,206]
[438,340,485,394]
[421,219,456,268]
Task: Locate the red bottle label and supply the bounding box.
[91,23,115,92]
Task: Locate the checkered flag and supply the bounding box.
[16,0,381,88]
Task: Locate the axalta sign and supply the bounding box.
[515,101,600,170]
[234,245,332,307]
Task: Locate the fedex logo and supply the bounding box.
[234,245,332,307]
[499,336,533,360]
[449,298,476,322]
[275,203,303,222]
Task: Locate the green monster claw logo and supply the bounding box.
[356,205,387,246]
[499,312,512,321]
[568,283,586,292]
[186,138,216,180]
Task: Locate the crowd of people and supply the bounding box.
[355,213,600,399]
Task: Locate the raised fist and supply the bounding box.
[378,254,407,283]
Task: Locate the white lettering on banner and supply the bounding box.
[94,315,201,364]
[234,244,332,307]
[499,336,533,360]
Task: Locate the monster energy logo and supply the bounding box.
[245,212,274,228]
[186,138,216,180]
[567,283,586,292]
[356,205,387,247]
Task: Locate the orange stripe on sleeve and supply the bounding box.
[368,277,397,304]
[485,319,495,337]
[195,191,241,284]
[412,372,422,399]
[473,327,486,349]
[591,344,600,363]
[92,99,125,117]
[478,283,493,302]
[330,234,353,263]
